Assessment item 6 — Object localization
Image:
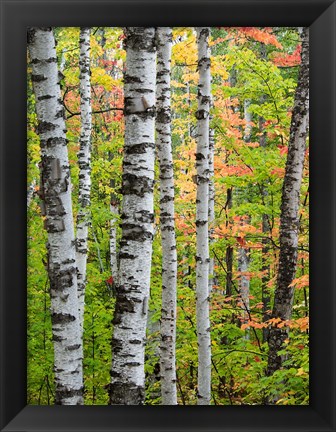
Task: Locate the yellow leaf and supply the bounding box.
[296,368,308,377]
[171,80,187,89]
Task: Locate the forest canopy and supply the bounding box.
[27,26,309,406]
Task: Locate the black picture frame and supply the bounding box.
[1,0,335,430]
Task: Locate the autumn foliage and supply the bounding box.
[27,27,309,406]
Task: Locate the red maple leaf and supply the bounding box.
[237,236,246,247]
[106,276,114,285]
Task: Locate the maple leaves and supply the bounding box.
[241,316,309,332]
[219,164,254,177]
[289,274,309,290]
[272,44,302,67]
[227,27,283,49]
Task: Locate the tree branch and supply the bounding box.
[66,106,123,120]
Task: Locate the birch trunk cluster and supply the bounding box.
[109,27,156,405]
[28,27,83,405]
[156,27,178,406]
[267,27,309,376]
[195,27,212,406]
[27,26,310,407]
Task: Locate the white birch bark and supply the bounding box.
[208,123,215,294]
[243,99,252,142]
[238,244,250,338]
[195,27,211,405]
[109,200,119,283]
[267,27,309,376]
[109,27,156,405]
[156,27,177,405]
[76,27,92,339]
[28,27,83,405]
[238,99,252,338]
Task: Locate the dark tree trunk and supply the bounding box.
[267,27,309,377]
[225,188,233,297]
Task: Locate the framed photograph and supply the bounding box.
[1,0,335,431]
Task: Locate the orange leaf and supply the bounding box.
[288,275,309,290]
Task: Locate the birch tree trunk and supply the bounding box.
[109,198,119,284]
[238,245,250,337]
[76,27,92,338]
[208,124,215,294]
[238,99,252,338]
[97,31,120,286]
[243,99,252,142]
[156,27,177,406]
[267,27,309,376]
[195,27,211,406]
[96,28,120,285]
[28,27,83,405]
[109,27,156,405]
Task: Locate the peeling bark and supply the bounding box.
[156,27,177,406]
[109,27,156,405]
[195,27,211,405]
[28,27,83,405]
[267,27,309,377]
